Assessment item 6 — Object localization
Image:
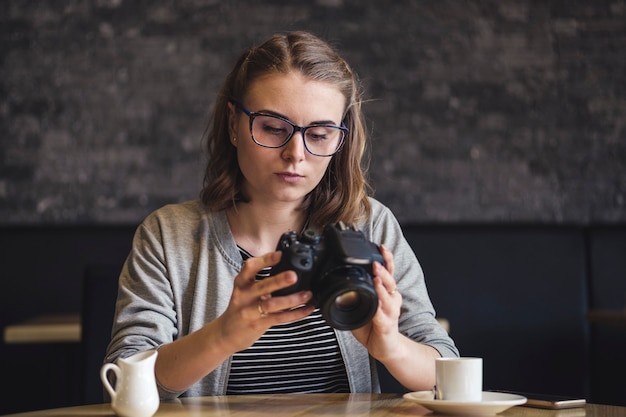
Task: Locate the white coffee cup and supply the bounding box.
[435,357,483,402]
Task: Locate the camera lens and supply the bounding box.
[335,291,360,311]
[317,266,378,330]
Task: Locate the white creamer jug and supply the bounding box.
[100,350,159,417]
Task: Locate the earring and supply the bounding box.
[232,137,237,145]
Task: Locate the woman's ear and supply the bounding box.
[227,101,238,146]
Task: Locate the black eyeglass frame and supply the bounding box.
[230,100,348,157]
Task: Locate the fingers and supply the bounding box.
[233,250,314,322]
[218,251,316,353]
[373,272,400,302]
[374,245,399,297]
[256,289,312,318]
[257,299,268,317]
[380,244,395,276]
[256,297,315,324]
[236,251,281,287]
[236,251,296,295]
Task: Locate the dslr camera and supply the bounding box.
[270,221,383,330]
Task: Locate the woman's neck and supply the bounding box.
[226,203,309,256]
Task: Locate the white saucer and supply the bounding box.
[403,391,527,416]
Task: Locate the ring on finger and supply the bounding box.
[257,299,268,317]
[388,287,398,295]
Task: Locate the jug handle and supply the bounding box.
[100,363,120,400]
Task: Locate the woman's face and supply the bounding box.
[229,71,346,208]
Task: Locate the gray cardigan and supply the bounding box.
[105,198,458,399]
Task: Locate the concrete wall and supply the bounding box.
[2,0,625,224]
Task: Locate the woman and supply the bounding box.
[105,31,458,399]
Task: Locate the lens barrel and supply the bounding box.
[317,266,378,330]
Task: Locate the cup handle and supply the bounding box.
[100,363,120,400]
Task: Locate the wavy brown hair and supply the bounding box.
[201,31,372,226]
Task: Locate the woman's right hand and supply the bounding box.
[155,250,313,393]
[215,250,314,353]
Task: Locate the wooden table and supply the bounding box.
[3,393,624,417]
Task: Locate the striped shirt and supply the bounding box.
[226,247,350,394]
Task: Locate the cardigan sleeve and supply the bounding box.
[364,198,459,359]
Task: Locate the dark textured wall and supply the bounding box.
[2,0,625,225]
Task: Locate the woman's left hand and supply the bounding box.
[352,245,443,392]
[351,244,403,361]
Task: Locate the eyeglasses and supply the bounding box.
[231,101,348,157]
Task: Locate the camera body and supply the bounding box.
[271,221,383,330]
